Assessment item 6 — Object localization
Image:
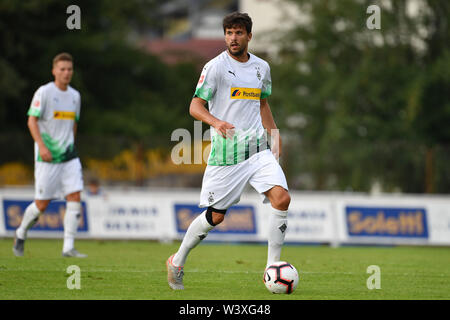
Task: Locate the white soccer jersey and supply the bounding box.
[27,82,81,163]
[194,51,272,166]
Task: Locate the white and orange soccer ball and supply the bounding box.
[263,261,299,294]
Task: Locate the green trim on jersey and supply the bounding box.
[208,132,270,166]
[38,133,78,163]
[194,86,213,101]
[27,108,41,117]
[261,84,272,100]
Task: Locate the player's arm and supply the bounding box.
[189,97,235,139]
[27,116,52,162]
[73,121,77,140]
[260,98,282,159]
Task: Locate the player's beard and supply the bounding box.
[227,43,246,58]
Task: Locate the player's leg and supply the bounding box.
[264,186,290,267]
[248,150,290,267]
[172,207,225,267]
[62,191,86,257]
[167,207,226,290]
[13,199,50,256]
[13,161,59,256]
[16,199,50,240]
[167,163,248,290]
[61,158,86,258]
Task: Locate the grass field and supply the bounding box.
[0,238,449,300]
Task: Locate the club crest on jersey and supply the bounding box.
[230,87,261,100]
[255,66,261,80]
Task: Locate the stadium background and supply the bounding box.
[0,0,449,301]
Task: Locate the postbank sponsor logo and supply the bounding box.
[230,87,261,100]
[54,111,76,120]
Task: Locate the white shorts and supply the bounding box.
[34,158,84,200]
[199,149,288,210]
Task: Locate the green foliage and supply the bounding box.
[0,0,197,162]
[271,0,450,193]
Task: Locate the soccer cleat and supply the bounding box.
[166,254,184,290]
[13,237,25,257]
[62,248,88,258]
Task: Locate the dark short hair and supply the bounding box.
[53,52,73,66]
[223,12,252,34]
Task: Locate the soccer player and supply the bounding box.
[166,12,290,290]
[13,53,87,258]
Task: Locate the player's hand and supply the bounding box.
[39,145,53,162]
[213,120,235,139]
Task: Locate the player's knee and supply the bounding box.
[35,200,49,212]
[212,212,225,225]
[271,192,291,211]
[66,191,81,202]
[206,207,226,226]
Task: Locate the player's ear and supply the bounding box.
[248,32,252,41]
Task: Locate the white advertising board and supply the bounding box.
[1,188,449,246]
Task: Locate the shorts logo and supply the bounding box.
[208,192,215,204]
[230,87,261,100]
[54,111,76,120]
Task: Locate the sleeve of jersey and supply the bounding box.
[76,93,81,122]
[261,64,272,100]
[27,87,44,117]
[193,62,217,102]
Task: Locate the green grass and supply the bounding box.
[0,239,449,300]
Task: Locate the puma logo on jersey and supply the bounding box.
[230,87,261,100]
[228,70,236,77]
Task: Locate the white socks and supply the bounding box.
[267,207,288,267]
[16,202,42,240]
[172,207,288,268]
[63,201,81,253]
[172,210,214,267]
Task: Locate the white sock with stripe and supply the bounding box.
[63,201,81,253]
[172,210,214,267]
[266,207,288,268]
[16,202,42,240]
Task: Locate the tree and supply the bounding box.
[271,0,450,193]
[0,0,198,179]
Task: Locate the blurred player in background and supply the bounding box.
[13,53,87,258]
[167,12,290,290]
[86,178,103,196]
